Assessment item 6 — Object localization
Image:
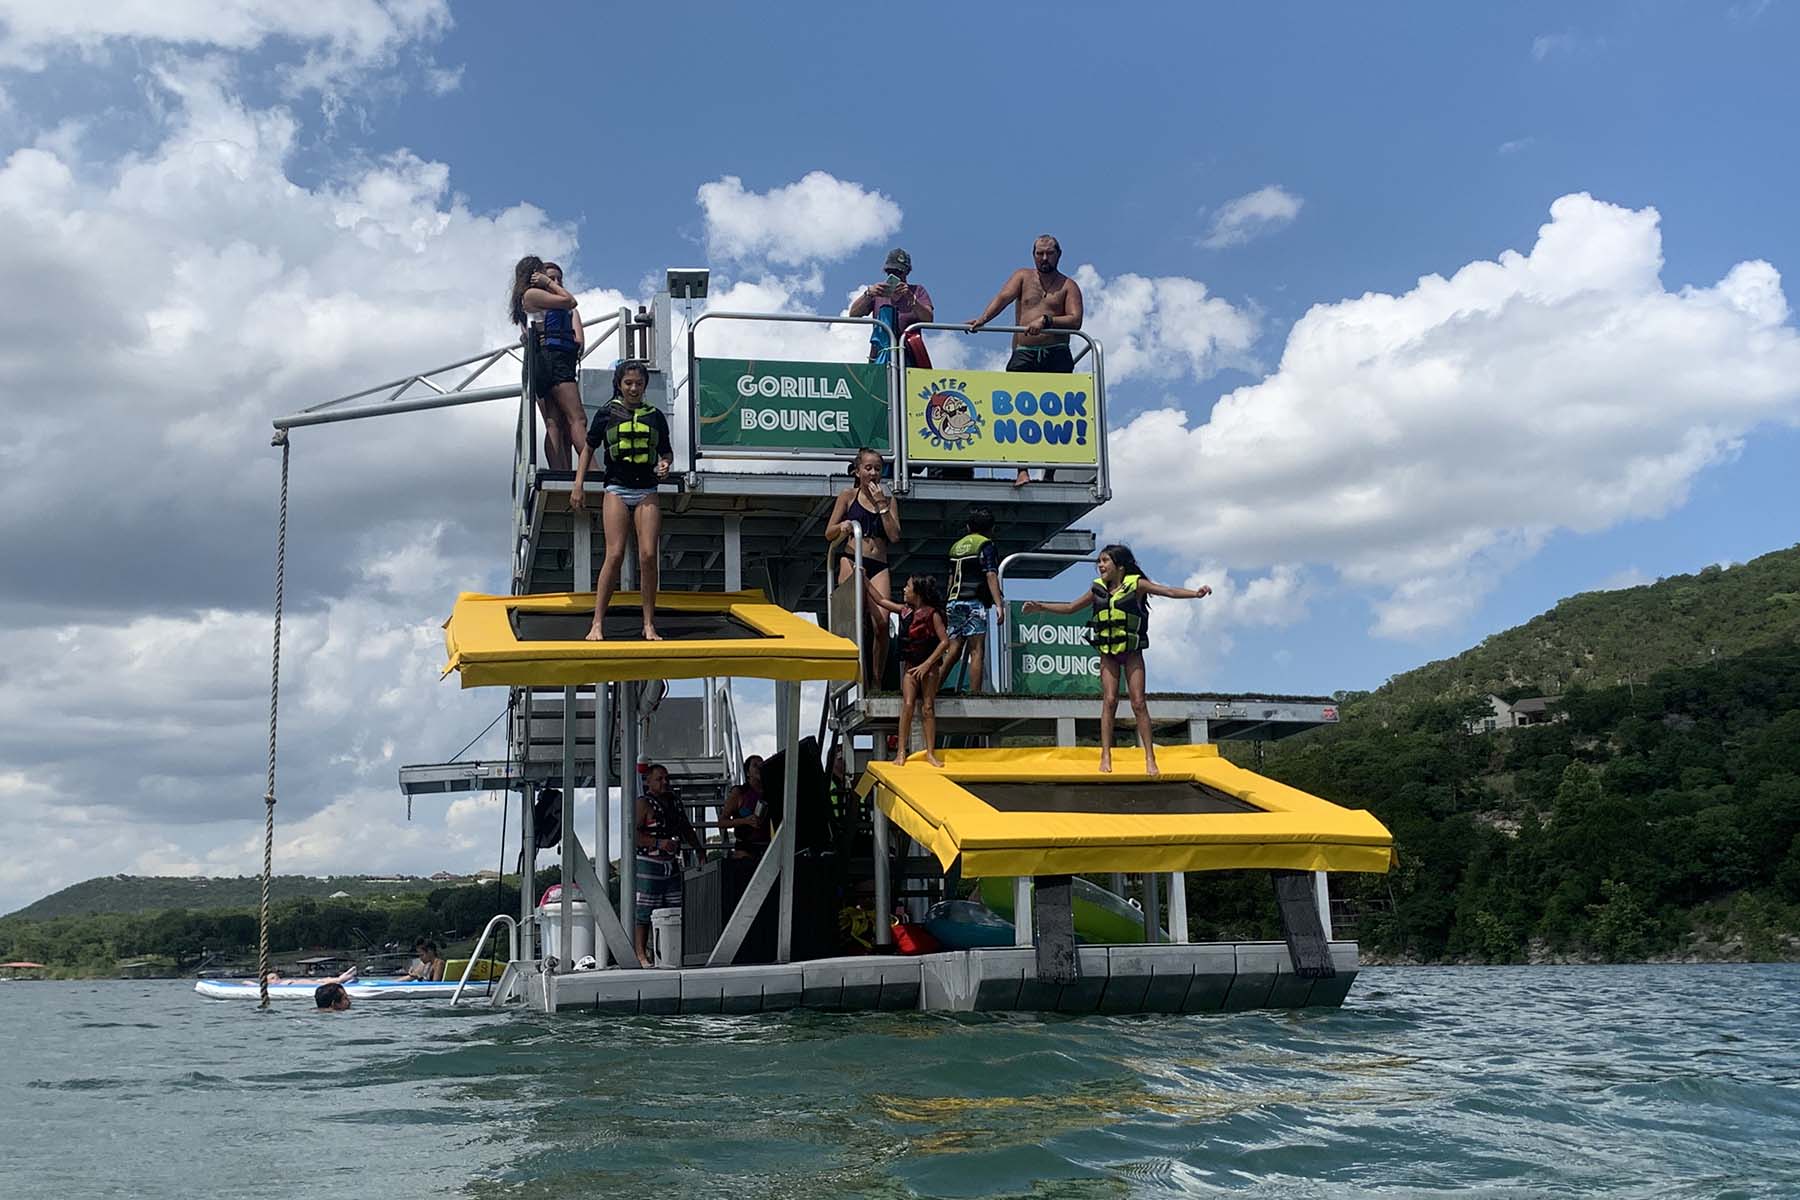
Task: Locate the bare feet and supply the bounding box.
[924,752,944,767]
[1098,751,1113,773]
[584,622,605,642]
[893,751,909,766]
[642,625,663,641]
[1144,756,1161,777]
[1013,469,1031,488]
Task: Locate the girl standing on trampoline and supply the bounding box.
[1021,545,1211,775]
[571,360,672,641]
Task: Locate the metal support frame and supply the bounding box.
[1314,871,1333,939]
[872,792,893,948]
[565,830,639,966]
[704,680,802,968]
[594,681,612,967]
[723,515,743,592]
[1143,871,1162,945]
[559,686,576,971]
[775,680,801,962]
[995,551,1099,693]
[519,691,536,960]
[824,521,866,707]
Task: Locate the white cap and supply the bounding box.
[574,955,598,971]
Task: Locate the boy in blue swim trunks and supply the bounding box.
[942,506,1003,694]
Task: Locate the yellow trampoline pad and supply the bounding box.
[858,745,1394,877]
[443,590,859,688]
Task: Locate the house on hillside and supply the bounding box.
[1468,694,1566,733]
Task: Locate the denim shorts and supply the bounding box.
[946,600,990,640]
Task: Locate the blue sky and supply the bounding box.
[0,1,1796,899]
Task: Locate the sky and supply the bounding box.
[0,1,1797,912]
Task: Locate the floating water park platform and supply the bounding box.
[527,942,1360,1015]
[265,278,1392,1016]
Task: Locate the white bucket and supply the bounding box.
[650,907,683,969]
[536,899,594,967]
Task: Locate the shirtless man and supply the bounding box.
[965,235,1086,485]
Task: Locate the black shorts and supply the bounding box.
[530,345,579,399]
[1005,343,1075,373]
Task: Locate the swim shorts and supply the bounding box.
[634,855,682,924]
[1005,344,1075,373]
[945,600,990,640]
[530,345,579,398]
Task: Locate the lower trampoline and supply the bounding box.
[858,745,1395,877]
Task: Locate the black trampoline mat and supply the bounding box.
[511,608,766,642]
[966,780,1260,816]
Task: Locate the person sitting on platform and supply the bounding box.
[827,448,901,678]
[847,247,933,367]
[633,763,704,965]
[964,234,1085,487]
[571,360,673,641]
[508,256,588,471]
[942,505,1003,694]
[718,783,769,859]
[404,941,445,981]
[314,982,352,1012]
[1021,544,1211,776]
[865,574,949,766]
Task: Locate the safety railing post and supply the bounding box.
[994,550,1099,693]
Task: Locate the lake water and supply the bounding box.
[3,966,1797,1198]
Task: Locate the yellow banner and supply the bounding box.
[905,369,1099,465]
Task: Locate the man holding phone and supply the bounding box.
[848,248,934,365]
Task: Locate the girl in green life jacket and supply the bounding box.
[571,360,673,640]
[1021,544,1212,775]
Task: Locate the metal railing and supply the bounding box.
[994,550,1099,693]
[898,323,1109,500]
[685,311,896,472]
[451,913,520,1006]
[823,521,868,722]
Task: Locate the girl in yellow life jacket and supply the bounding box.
[571,360,673,640]
[1021,544,1212,775]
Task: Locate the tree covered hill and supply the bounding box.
[1350,544,1800,719]
[1250,641,1800,962]
[7,873,456,920]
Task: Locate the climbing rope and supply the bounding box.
[258,430,291,1009]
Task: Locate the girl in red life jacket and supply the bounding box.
[866,574,949,766]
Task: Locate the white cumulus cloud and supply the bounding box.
[1202,185,1304,249]
[1075,265,1260,384]
[697,171,902,267]
[1101,193,1800,638]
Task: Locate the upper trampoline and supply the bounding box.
[442,589,860,687]
[858,745,1394,877]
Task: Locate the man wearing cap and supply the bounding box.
[848,248,934,366]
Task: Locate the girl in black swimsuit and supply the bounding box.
[826,447,902,681]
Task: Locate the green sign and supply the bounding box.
[1008,602,1099,696]
[695,358,890,452]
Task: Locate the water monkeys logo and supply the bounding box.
[917,377,983,452]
